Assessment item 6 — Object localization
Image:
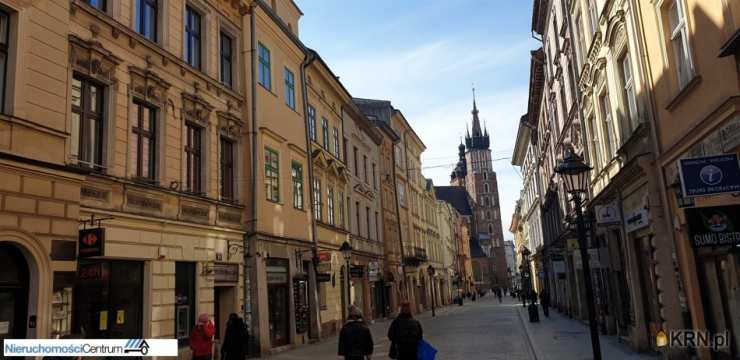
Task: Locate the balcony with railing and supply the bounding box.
[403,246,428,266]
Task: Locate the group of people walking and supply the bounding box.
[339,302,425,360]
[189,312,249,360]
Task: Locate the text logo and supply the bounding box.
[656,329,730,351]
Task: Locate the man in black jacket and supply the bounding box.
[338,305,374,360]
[388,302,423,360]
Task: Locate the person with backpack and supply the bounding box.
[338,305,374,360]
[190,313,215,360]
[388,302,423,360]
[220,313,249,360]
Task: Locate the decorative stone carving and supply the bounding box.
[69,35,121,84]
[182,92,214,126]
[218,111,243,138]
[129,66,170,105]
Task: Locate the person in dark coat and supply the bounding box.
[529,290,538,305]
[540,290,550,318]
[220,313,248,360]
[338,305,373,360]
[388,302,423,360]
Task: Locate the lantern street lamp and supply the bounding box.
[554,148,601,360]
[427,265,436,317]
[520,246,531,307]
[339,241,353,321]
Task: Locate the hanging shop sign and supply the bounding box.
[78,228,105,258]
[318,251,332,263]
[679,154,740,197]
[624,208,649,233]
[686,205,740,248]
[595,202,621,225]
[368,261,380,282]
[213,263,239,282]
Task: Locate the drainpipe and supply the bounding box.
[299,49,321,340]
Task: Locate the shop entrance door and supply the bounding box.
[0,243,29,340]
[634,236,659,350]
[266,259,290,347]
[697,252,740,358]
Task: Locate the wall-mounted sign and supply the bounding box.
[316,273,331,282]
[624,208,649,233]
[350,265,364,279]
[552,261,565,274]
[679,154,740,197]
[78,228,105,258]
[213,263,239,282]
[595,202,621,225]
[686,205,740,248]
[318,252,332,263]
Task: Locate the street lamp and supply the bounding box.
[555,148,601,360]
[340,241,353,320]
[520,247,531,307]
[427,265,436,317]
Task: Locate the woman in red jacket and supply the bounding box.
[190,313,215,360]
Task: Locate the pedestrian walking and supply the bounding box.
[496,288,503,303]
[190,313,215,360]
[338,305,374,360]
[540,290,550,318]
[529,290,538,305]
[220,313,248,360]
[388,302,423,360]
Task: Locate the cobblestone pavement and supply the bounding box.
[265,295,660,359]
[266,295,534,360]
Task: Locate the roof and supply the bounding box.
[353,98,426,150]
[531,0,548,35]
[434,186,473,216]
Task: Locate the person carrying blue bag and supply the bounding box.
[387,302,423,360]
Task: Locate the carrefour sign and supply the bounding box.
[679,154,740,197]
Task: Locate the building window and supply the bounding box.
[307,105,316,141]
[135,0,158,42]
[587,115,602,170]
[264,147,279,202]
[332,127,340,158]
[258,43,271,90]
[220,137,235,201]
[312,178,321,220]
[185,123,202,193]
[363,155,368,183]
[353,147,359,176]
[70,76,105,169]
[0,11,8,114]
[355,201,360,236]
[375,211,380,242]
[619,53,638,133]
[284,67,295,109]
[184,6,201,69]
[327,187,335,225]
[321,118,329,150]
[587,0,598,36]
[486,211,491,220]
[175,262,195,346]
[338,191,345,228]
[220,32,233,87]
[366,206,371,239]
[482,171,487,180]
[132,101,157,181]
[488,224,493,234]
[667,0,693,88]
[372,163,377,189]
[484,183,490,193]
[86,0,106,11]
[398,184,406,207]
[599,92,616,157]
[291,162,304,210]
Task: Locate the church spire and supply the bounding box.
[471,87,482,137]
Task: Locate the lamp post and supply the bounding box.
[520,247,531,307]
[427,265,436,317]
[340,241,353,320]
[555,148,601,360]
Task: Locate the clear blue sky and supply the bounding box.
[298,0,538,240]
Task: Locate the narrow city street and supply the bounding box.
[266,295,657,360]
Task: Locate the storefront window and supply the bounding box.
[176,262,195,346]
[74,260,143,339]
